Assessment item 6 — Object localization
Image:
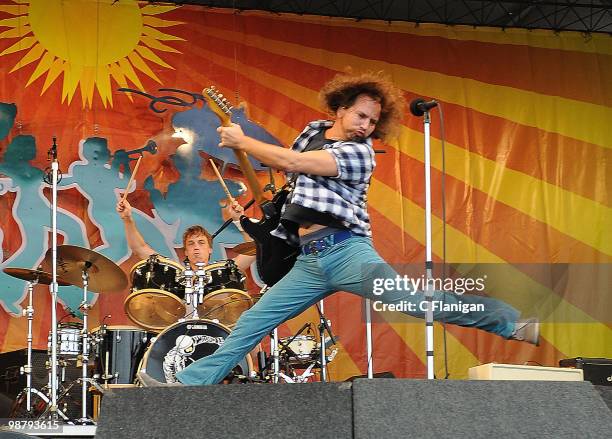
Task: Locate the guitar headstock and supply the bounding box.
[203,86,233,127]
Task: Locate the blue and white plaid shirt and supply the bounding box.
[271,120,375,244]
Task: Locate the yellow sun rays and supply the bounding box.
[0,0,184,108]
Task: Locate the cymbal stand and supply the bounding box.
[270,327,280,383]
[21,278,40,412]
[77,263,94,424]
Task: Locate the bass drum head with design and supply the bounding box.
[139,319,252,383]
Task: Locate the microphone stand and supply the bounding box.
[365,298,374,378]
[411,100,437,380]
[44,137,61,417]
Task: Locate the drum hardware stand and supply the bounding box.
[254,329,281,384]
[181,262,196,320]
[181,262,210,320]
[93,316,112,387]
[278,362,317,384]
[19,277,43,413]
[75,263,95,424]
[255,287,281,384]
[263,322,318,383]
[315,301,337,382]
[270,327,280,383]
[26,387,70,421]
[194,262,206,313]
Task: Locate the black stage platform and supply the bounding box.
[1,379,611,438]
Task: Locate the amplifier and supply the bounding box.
[0,349,90,419]
[0,349,49,398]
[468,363,583,381]
[559,357,612,386]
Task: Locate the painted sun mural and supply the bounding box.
[0,0,183,107]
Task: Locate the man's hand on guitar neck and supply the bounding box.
[217,123,247,150]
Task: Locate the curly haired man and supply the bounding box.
[138,71,538,386]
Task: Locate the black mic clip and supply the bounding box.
[410,98,438,117]
[48,136,58,161]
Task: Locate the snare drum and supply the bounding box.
[92,326,156,386]
[138,319,252,384]
[124,255,186,330]
[49,322,83,358]
[280,335,319,365]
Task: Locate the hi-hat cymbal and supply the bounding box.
[232,241,256,256]
[3,267,71,286]
[41,245,127,293]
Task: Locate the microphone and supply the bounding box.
[410,98,438,116]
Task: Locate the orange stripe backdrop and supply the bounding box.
[0,1,610,381]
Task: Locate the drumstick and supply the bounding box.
[209,159,235,204]
[120,156,142,204]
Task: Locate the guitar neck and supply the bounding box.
[232,149,267,207]
[205,86,269,215]
[218,119,267,213]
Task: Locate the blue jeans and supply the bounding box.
[176,236,519,385]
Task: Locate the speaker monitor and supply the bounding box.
[352,379,612,439]
[96,382,353,439]
[96,379,612,439]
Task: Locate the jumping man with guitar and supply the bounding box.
[138,71,539,387]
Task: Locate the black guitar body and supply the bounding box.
[240,189,298,287]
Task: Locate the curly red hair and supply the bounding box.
[319,71,406,141]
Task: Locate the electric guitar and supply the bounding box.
[202,86,297,286]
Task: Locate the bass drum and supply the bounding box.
[139,319,252,384]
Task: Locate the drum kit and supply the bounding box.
[3,245,259,423]
[5,243,338,423]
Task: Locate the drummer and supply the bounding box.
[115,199,255,272]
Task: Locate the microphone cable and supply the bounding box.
[438,103,450,380]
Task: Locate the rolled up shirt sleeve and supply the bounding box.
[326,141,375,183]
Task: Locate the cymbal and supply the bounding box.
[232,241,256,256]
[3,267,71,286]
[41,245,128,293]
